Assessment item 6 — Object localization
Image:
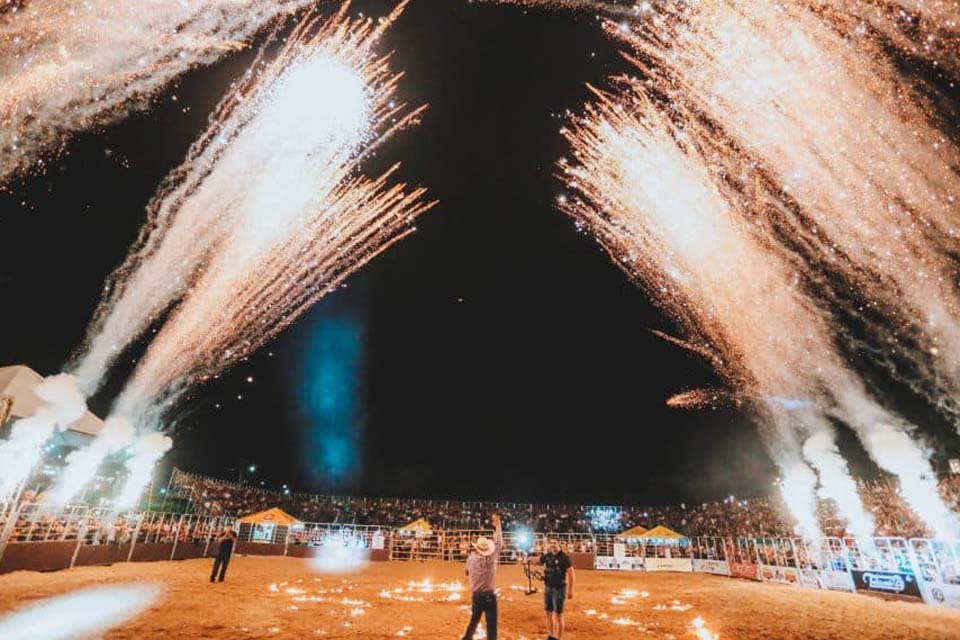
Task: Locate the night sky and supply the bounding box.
[1,0,788,505]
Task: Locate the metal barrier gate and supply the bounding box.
[910,538,960,608]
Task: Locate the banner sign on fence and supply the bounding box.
[851,570,923,598]
[728,561,760,581]
[760,564,800,585]
[595,556,644,571]
[919,582,960,609]
[800,568,854,592]
[645,557,693,572]
[692,559,730,576]
[372,533,385,550]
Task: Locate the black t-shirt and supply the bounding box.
[217,534,236,556]
[540,551,572,588]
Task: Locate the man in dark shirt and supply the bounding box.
[210,524,238,583]
[537,536,575,640]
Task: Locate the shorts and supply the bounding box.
[544,585,566,613]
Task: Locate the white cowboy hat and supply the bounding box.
[473,536,495,557]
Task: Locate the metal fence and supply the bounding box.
[1,500,959,610]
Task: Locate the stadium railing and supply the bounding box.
[233,519,393,560]
[1,499,959,611]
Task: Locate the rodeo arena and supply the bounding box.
[5,0,960,637]
[0,366,958,639]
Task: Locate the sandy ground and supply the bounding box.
[0,556,959,639]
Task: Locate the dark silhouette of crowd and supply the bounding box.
[169,469,960,539]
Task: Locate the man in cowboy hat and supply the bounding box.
[462,513,502,640]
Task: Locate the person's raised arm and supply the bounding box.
[491,513,503,553]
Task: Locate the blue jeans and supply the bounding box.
[544,584,566,613]
[210,553,230,582]
[463,592,497,640]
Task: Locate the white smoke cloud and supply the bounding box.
[0,374,87,498]
[777,457,822,540]
[311,532,370,574]
[112,430,173,510]
[0,583,160,640]
[833,390,960,540]
[802,428,875,540]
[47,415,136,505]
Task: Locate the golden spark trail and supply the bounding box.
[53,1,432,506]
[495,0,960,428]
[665,388,737,411]
[0,0,319,182]
[559,86,858,538]
[71,0,424,396]
[109,0,433,422]
[553,0,960,537]
[116,168,433,422]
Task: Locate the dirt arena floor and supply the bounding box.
[1,556,959,639]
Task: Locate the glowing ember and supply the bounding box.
[693,616,720,640]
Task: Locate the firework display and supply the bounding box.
[17,1,432,508]
[2,1,960,637]
[0,0,318,182]
[517,0,960,539]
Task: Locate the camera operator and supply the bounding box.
[536,536,575,640]
[462,513,502,640]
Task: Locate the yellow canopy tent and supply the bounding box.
[399,517,433,532]
[617,525,649,539]
[637,525,687,541]
[238,507,301,526]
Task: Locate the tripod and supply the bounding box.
[520,553,544,595]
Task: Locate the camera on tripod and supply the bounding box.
[521,553,544,595]
[514,531,543,595]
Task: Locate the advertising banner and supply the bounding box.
[645,557,693,572]
[759,564,801,585]
[692,559,731,576]
[594,556,645,571]
[799,568,854,592]
[920,582,960,610]
[851,570,923,598]
[728,561,760,581]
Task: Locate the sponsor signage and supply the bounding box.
[800,568,854,592]
[646,557,693,572]
[692,559,731,576]
[728,561,761,581]
[949,458,960,474]
[920,582,960,610]
[372,534,385,550]
[594,556,645,571]
[851,570,923,598]
[759,564,800,585]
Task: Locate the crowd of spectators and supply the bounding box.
[169,469,960,539]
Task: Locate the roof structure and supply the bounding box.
[0,364,103,438]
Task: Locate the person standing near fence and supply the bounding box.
[537,536,574,640]
[210,524,238,583]
[462,513,502,640]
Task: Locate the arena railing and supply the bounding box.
[1,501,959,609]
[0,503,234,573]
[232,519,394,559]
